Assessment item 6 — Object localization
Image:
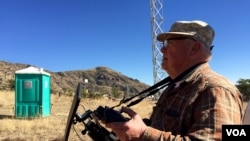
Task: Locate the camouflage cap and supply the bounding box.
[157,20,215,48]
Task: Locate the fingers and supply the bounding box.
[121,106,137,118]
[105,120,126,129]
[105,107,138,129]
[105,107,136,128]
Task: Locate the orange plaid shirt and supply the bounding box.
[142,63,243,141]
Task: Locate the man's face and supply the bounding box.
[160,37,194,78]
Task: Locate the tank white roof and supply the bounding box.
[15,66,50,76]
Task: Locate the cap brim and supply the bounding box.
[157,32,196,42]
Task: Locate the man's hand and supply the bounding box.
[105,107,147,141]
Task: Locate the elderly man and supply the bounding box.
[106,20,243,141]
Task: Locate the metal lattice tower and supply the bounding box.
[150,0,167,84]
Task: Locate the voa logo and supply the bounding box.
[226,129,246,136]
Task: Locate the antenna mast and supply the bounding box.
[150,0,167,85]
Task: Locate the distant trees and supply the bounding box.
[8,79,15,90]
[235,79,250,101]
[2,77,250,101]
[0,78,15,91]
[111,87,122,98]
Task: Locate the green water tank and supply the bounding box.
[15,66,51,118]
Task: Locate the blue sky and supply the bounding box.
[0,0,249,85]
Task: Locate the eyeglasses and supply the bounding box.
[162,37,196,47]
[162,37,214,51]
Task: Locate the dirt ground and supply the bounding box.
[0,91,153,141]
[0,91,248,141]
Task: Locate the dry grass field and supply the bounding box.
[0,91,248,141]
[0,91,154,141]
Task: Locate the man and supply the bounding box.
[106,20,243,141]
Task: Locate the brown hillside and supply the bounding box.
[0,60,149,96]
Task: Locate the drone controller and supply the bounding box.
[64,83,128,141]
[94,106,128,123]
[64,73,169,140]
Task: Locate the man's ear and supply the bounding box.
[190,42,201,56]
